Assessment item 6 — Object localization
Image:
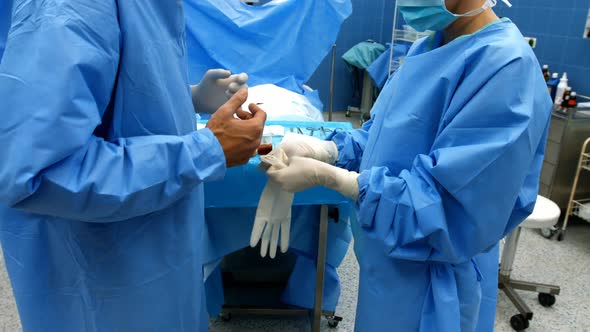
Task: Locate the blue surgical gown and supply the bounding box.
[330,19,552,331]
[0,0,12,59]
[0,1,226,331]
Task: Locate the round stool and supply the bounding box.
[499,195,561,331]
[521,195,561,229]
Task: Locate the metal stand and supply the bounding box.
[220,205,341,331]
[328,45,336,122]
[555,137,590,241]
[499,227,560,331]
[345,70,374,125]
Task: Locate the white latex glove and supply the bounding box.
[191,69,249,114]
[250,149,294,258]
[278,132,339,164]
[267,156,360,201]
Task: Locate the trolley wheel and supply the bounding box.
[326,315,342,328]
[510,314,529,331]
[538,293,556,307]
[345,111,351,117]
[220,312,232,322]
[540,227,556,239]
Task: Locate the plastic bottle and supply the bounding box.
[542,65,550,81]
[567,92,578,108]
[547,73,559,100]
[561,95,571,108]
[554,73,569,106]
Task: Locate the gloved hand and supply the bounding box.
[267,156,360,201]
[250,181,294,258]
[278,132,339,164]
[191,69,249,114]
[251,149,294,258]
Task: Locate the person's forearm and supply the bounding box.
[2,130,226,222]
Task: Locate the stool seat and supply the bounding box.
[521,195,561,229]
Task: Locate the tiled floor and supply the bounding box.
[1,113,589,331]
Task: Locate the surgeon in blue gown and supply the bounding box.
[267,0,553,331]
[0,1,266,331]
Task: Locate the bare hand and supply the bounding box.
[207,90,267,167]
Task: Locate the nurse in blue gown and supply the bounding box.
[267,0,553,330]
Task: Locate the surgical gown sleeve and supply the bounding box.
[0,3,226,223]
[356,57,551,264]
[329,119,373,172]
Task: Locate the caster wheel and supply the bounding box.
[540,227,555,239]
[327,316,342,328]
[557,232,565,241]
[345,111,351,118]
[510,314,529,331]
[538,293,556,307]
[220,313,232,322]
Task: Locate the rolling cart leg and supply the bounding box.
[312,205,329,332]
[559,138,590,241]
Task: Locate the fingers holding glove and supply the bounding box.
[278,133,339,164]
[267,156,360,201]
[252,150,359,259]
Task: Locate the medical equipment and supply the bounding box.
[554,73,569,106]
[328,44,337,122]
[557,137,590,239]
[499,196,561,331]
[537,106,590,240]
[257,143,273,156]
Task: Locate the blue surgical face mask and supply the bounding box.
[397,0,498,32]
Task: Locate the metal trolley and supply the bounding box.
[555,137,590,240]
